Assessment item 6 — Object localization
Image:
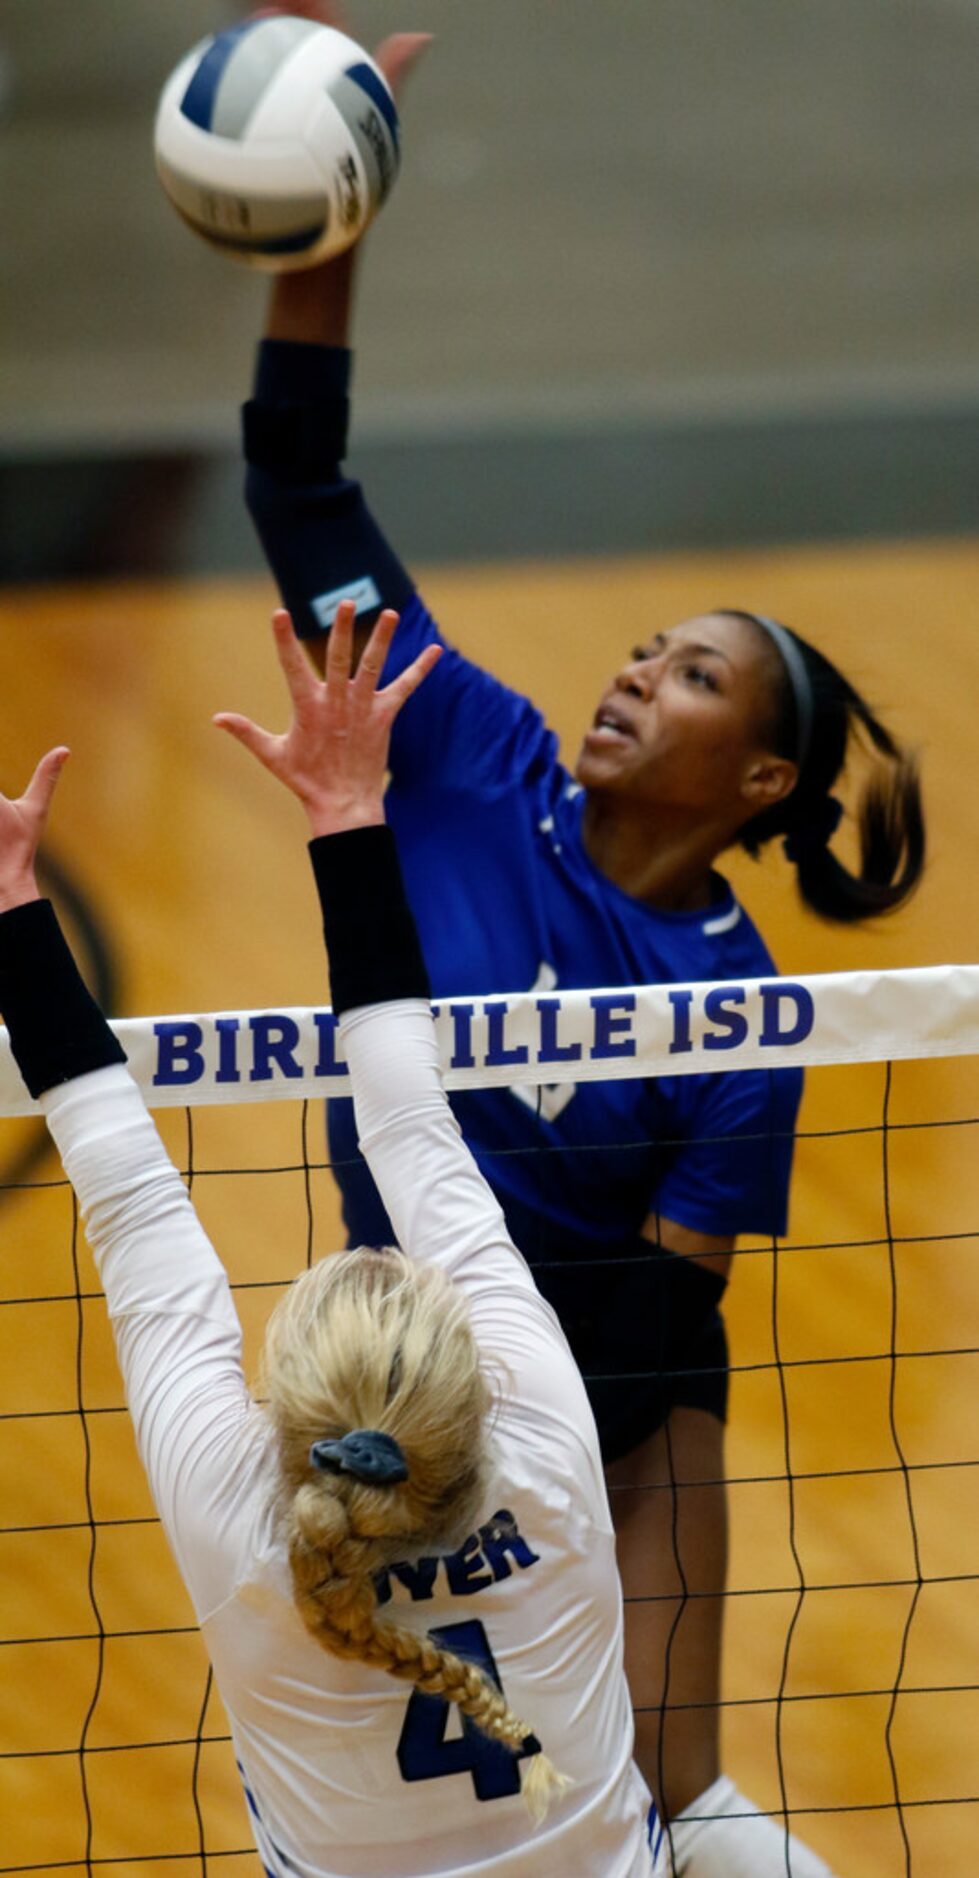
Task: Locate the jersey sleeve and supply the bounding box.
[652,1064,803,1240]
[383,594,559,796]
[40,1065,261,1622]
[243,339,558,799]
[340,998,606,1490]
[243,340,415,635]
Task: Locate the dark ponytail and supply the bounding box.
[724,614,925,924]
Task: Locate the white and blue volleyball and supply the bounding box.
[154,16,399,271]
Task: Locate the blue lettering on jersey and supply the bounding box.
[375,1509,541,1607]
[445,1531,495,1596]
[397,1618,530,1802]
[386,1555,440,1602]
[479,1509,541,1579]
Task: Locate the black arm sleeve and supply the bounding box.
[309,826,430,1017]
[243,341,415,641]
[0,899,126,1098]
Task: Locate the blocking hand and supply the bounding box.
[0,748,69,912]
[214,604,440,837]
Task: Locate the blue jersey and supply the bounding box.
[327,593,801,1256]
[243,338,801,1291]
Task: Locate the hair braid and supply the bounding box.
[288,1479,570,1819]
[377,1623,528,1744]
[291,1492,535,1740]
[265,1249,571,1823]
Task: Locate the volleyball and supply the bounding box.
[153,14,399,271]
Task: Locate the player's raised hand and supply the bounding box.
[214,604,440,837]
[252,4,432,101]
[0,747,69,911]
[262,9,431,347]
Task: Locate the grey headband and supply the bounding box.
[747,614,814,771]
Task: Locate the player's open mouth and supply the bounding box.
[586,707,636,744]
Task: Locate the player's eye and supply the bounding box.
[684,664,719,691]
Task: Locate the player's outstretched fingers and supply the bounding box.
[373,32,433,101]
[353,609,400,698]
[0,746,70,893]
[21,746,70,824]
[324,599,358,690]
[212,711,280,773]
[382,643,442,714]
[270,608,319,703]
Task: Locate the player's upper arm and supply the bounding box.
[649,1212,735,1280]
[41,1068,255,1600]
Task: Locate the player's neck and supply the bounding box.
[580,795,729,912]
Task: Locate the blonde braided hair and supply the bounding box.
[262,1247,571,1823]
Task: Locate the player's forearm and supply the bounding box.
[310,826,534,1292]
[0,893,238,1370]
[265,248,358,347]
[341,997,520,1272]
[310,825,429,1014]
[0,898,125,1096]
[42,1059,248,1571]
[42,1064,237,1320]
[243,340,414,645]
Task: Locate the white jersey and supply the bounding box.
[43,999,661,1878]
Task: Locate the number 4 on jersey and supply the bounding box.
[397,1618,532,1801]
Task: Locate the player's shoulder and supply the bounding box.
[666,872,778,980]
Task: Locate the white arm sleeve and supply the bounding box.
[41,1065,260,1616]
[340,999,603,1473]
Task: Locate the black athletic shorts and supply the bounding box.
[528,1242,730,1466]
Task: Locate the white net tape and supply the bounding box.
[0,963,976,1114]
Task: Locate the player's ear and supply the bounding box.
[740,751,797,812]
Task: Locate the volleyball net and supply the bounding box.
[1,964,976,1876]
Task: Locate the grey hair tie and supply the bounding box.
[309,1429,408,1484]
